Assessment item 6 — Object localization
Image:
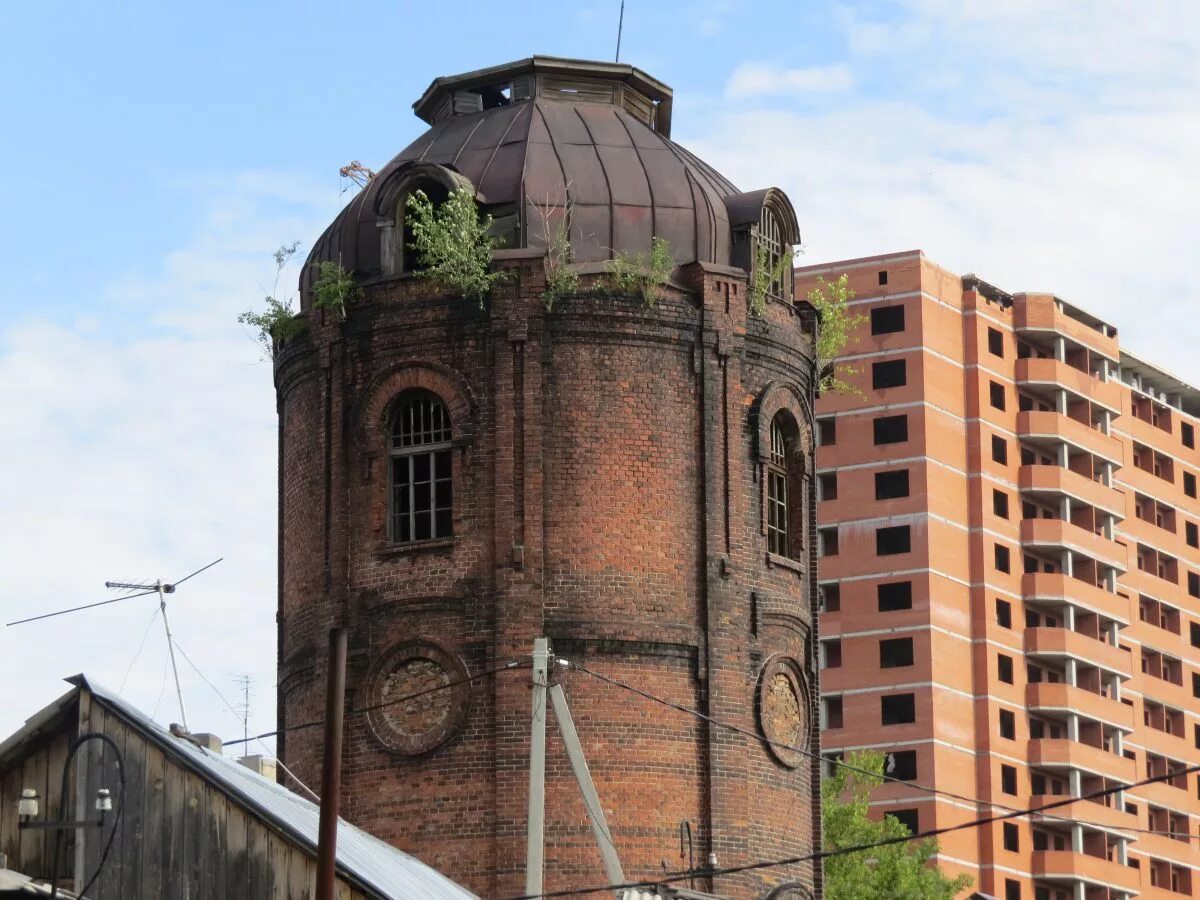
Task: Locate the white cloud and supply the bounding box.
[726,62,855,98]
[690,2,1200,379]
[0,175,341,754]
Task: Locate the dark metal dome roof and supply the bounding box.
[302,57,796,300]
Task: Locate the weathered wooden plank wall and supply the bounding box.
[3,693,373,899]
[76,698,370,900]
[0,718,74,881]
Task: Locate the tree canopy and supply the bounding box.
[823,750,972,900]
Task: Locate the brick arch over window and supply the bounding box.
[371,162,477,275]
[357,362,477,448]
[754,380,813,463]
[355,363,477,547]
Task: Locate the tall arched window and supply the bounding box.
[756,205,792,303]
[767,412,804,559]
[389,391,453,543]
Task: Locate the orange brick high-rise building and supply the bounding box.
[802,250,1199,900]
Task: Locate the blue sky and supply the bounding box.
[2,1,1198,748]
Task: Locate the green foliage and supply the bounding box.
[406,187,502,305]
[824,750,972,900]
[238,242,305,357]
[540,220,579,311]
[311,260,360,319]
[606,236,675,307]
[807,273,867,395]
[748,241,796,317]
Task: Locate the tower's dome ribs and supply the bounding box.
[301,56,769,303]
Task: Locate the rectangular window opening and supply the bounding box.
[871,304,904,334]
[876,525,912,556]
[881,692,916,725]
[879,637,914,668]
[988,327,1004,357]
[878,581,913,611]
[875,469,910,500]
[872,359,907,390]
[873,414,909,445]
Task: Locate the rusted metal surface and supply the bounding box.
[300,58,755,304]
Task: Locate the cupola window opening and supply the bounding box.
[389,391,453,544]
[757,205,792,303]
[767,411,805,559]
[399,180,451,273]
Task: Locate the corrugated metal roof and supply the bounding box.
[69,676,478,900]
[0,869,79,897]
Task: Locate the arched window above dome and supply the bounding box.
[725,187,801,308]
[373,163,475,277]
[757,205,792,303]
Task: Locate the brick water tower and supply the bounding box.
[274,56,822,899]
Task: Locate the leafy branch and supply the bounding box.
[606,236,675,307]
[531,195,579,312]
[808,273,866,395]
[311,260,360,320]
[238,242,305,358]
[824,750,973,899]
[406,187,502,305]
[748,241,796,317]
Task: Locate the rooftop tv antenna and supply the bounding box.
[234,673,254,747]
[6,558,223,732]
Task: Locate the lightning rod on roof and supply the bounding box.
[615,0,625,62]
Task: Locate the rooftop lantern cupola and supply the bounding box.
[412,56,674,137]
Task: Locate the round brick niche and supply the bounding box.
[757,655,810,769]
[365,640,472,756]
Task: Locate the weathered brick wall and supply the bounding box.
[274,258,820,899]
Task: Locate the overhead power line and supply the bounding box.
[221,658,529,747]
[501,757,1200,899]
[565,658,1199,843]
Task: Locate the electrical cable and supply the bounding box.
[118,605,161,694]
[501,758,1200,899]
[221,658,529,747]
[167,637,321,801]
[565,658,1197,843]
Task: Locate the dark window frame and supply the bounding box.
[388,391,454,544]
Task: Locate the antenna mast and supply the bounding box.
[615,0,625,62]
[8,558,223,734]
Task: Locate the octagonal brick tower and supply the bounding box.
[275,56,822,900]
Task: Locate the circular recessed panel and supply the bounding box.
[757,655,811,769]
[366,641,472,756]
[766,884,814,900]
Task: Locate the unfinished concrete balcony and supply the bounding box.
[1028,738,1137,783]
[1021,517,1127,573]
[1020,464,1125,519]
[1031,850,1142,895]
[1028,794,1138,833]
[1023,572,1131,625]
[1016,357,1124,414]
[1026,682,1135,732]
[1025,627,1131,679]
[1019,410,1123,466]
[1014,293,1120,363]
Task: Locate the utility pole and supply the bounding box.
[525,638,550,898]
[315,628,348,900]
[524,639,625,892]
